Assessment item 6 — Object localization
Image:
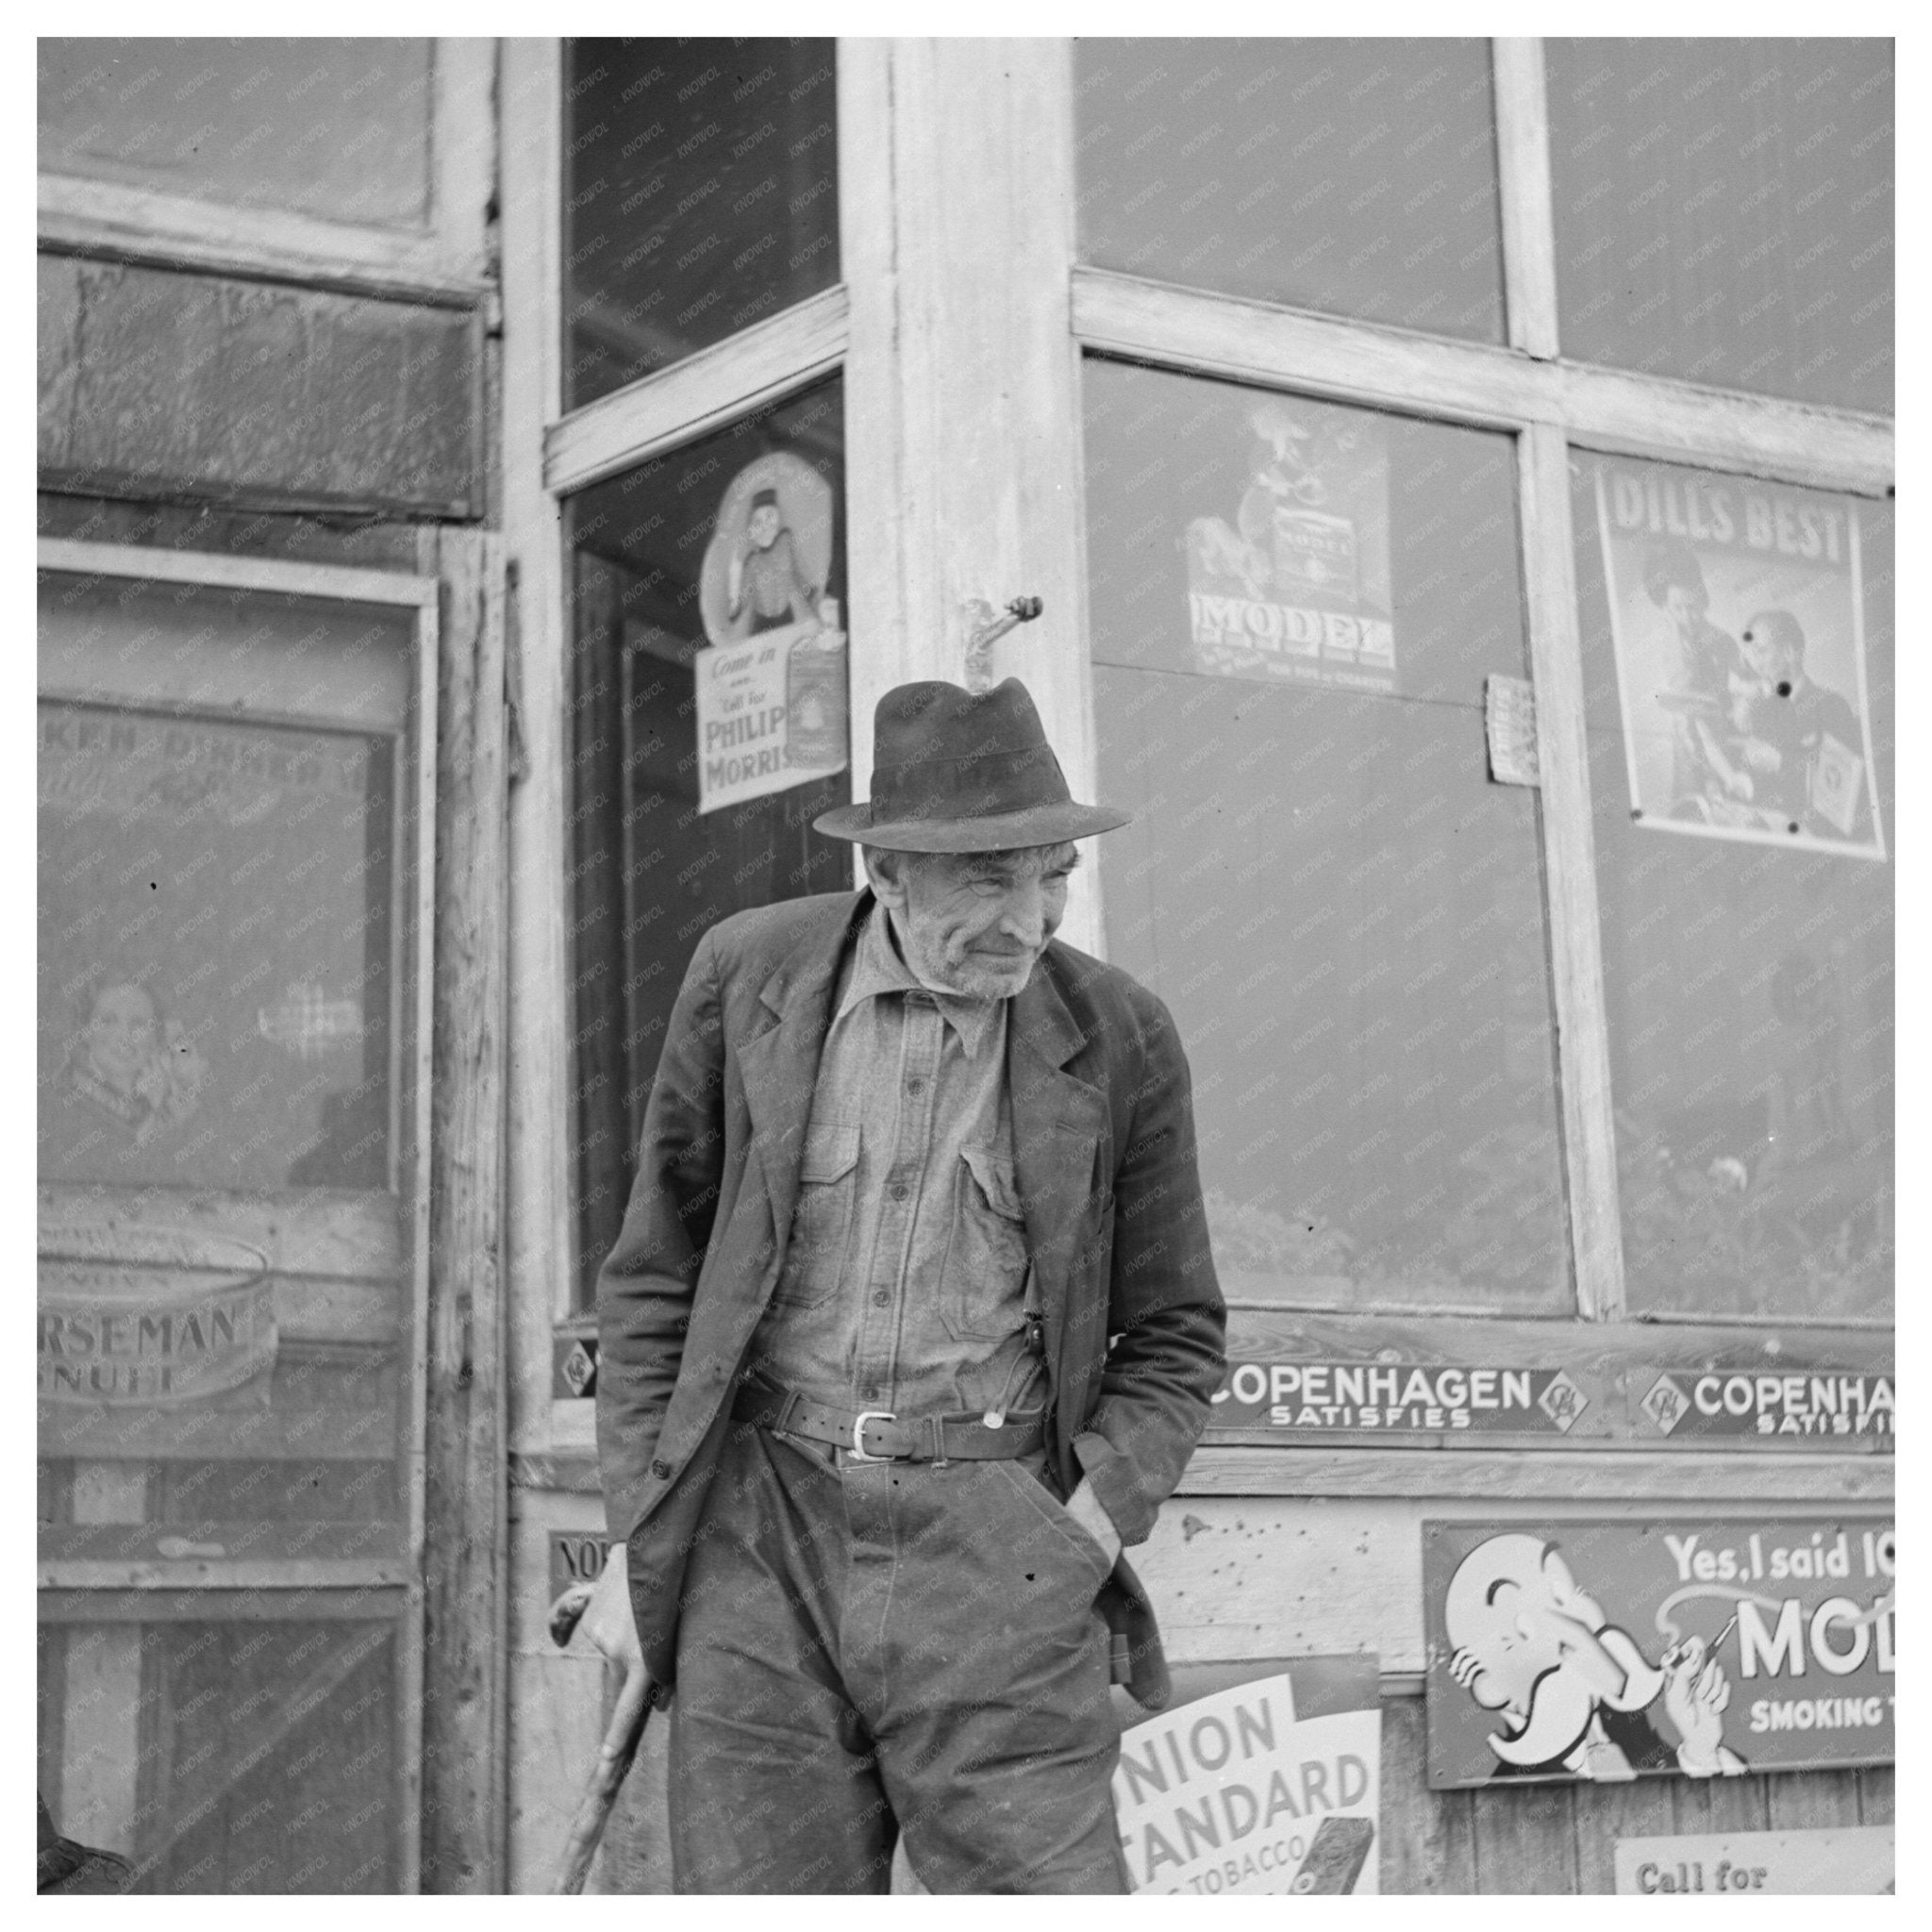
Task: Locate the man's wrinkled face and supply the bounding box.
[867,843,1079,999]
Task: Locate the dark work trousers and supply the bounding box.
[665,1420,1131,1893]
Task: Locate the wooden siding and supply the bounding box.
[38,255,481,517]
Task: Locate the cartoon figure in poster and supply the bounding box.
[61,977,207,1147]
[1443,1533,1747,1782]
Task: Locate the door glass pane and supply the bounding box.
[1575,454,1892,1320]
[39,698,393,1192]
[562,39,840,408]
[38,567,417,1890]
[1547,39,1893,412]
[38,1613,399,1893]
[1074,38,1506,342]
[1085,358,1567,1310]
[566,378,852,1306]
[38,39,432,229]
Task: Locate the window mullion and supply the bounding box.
[1519,421,1625,1320]
[1492,37,1559,361]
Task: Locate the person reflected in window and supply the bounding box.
[62,977,207,1146]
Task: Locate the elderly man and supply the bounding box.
[595,676,1224,1893]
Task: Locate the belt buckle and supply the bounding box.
[846,1408,899,1463]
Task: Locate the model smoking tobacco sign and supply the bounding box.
[1424,1517,1894,1790]
[1213,1360,1595,1435]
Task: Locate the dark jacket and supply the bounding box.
[596,888,1225,1710]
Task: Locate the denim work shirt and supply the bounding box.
[749,901,1047,1424]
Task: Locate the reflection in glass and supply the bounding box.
[1085,358,1566,1311]
[1074,38,1505,342]
[562,40,840,408]
[38,1614,398,1892]
[566,379,852,1305]
[1547,40,1892,412]
[38,701,393,1192]
[1575,455,1892,1321]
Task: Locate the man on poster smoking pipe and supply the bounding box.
[591,675,1226,1892]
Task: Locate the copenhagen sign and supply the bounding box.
[1634,1370,1893,1441]
[1213,1360,1592,1435]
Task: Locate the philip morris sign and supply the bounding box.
[1424,1518,1894,1790]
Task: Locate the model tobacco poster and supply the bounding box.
[1113,1656,1381,1894]
[1184,392,1395,694]
[1423,1517,1894,1790]
[1594,459,1885,859]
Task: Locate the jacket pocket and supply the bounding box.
[771,1120,860,1312]
[940,1141,1030,1341]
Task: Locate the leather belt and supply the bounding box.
[732,1378,1046,1463]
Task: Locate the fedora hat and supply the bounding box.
[813,678,1131,852]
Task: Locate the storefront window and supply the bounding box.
[1084,358,1567,1311]
[1547,39,1893,413]
[38,564,420,1890]
[562,39,840,409]
[566,378,852,1305]
[1074,38,1506,343]
[38,39,433,229]
[1574,454,1892,1321]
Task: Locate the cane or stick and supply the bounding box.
[552,1660,654,1894]
[548,1544,654,1894]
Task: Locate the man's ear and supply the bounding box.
[862,845,908,910]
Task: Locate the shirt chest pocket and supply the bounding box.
[940,1141,1031,1342]
[773,1120,860,1312]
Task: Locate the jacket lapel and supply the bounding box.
[1008,955,1108,1384]
[736,891,871,1257]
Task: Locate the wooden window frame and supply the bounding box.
[35,535,441,1893]
[501,40,863,1449]
[1065,37,1893,1358]
[501,37,1892,1498]
[37,38,496,307]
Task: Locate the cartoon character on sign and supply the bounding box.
[63,977,207,1146]
[1443,1533,1746,1782]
